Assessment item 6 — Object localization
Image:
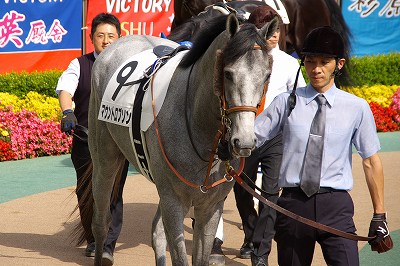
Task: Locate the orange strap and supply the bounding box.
[256,96,266,117]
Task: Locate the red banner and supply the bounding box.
[86,0,174,53]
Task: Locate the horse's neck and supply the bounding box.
[187,43,225,145]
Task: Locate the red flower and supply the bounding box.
[369,102,399,132]
[0,139,16,161]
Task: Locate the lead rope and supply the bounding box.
[226,167,373,241]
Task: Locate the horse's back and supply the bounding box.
[92,35,179,97]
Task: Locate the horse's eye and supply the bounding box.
[224,70,233,81]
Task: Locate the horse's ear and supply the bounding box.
[226,13,239,37]
[259,16,279,40]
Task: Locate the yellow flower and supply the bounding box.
[1,130,9,137]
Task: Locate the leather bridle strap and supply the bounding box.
[150,72,240,191]
[227,167,374,242]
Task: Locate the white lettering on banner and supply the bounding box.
[0,10,67,48]
[348,0,400,18]
[106,0,171,13]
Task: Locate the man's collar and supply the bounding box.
[305,84,337,107]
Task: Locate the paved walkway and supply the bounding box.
[0,132,399,265]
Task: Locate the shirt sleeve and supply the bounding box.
[55,58,80,97]
[352,99,381,158]
[255,93,287,147]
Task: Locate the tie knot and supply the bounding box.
[315,95,327,105]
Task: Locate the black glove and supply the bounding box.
[61,109,77,135]
[368,213,393,253]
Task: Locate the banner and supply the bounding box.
[342,0,400,56]
[0,0,82,73]
[85,0,174,53]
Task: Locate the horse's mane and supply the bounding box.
[177,14,229,67]
[223,23,269,66]
[176,16,269,68]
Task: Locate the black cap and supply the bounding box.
[301,26,345,58]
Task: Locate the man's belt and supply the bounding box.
[282,186,345,194]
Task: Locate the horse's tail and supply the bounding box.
[67,156,126,246]
[67,160,95,246]
[324,0,353,86]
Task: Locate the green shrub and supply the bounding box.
[348,53,400,86]
[299,52,400,86]
[1,52,399,97]
[0,70,62,98]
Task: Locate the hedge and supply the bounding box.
[0,70,62,98]
[0,53,399,96]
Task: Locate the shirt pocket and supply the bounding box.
[284,124,308,153]
[327,126,352,144]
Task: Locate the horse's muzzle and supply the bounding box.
[232,138,255,157]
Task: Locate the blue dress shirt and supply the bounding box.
[255,84,381,190]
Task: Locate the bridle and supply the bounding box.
[149,44,266,192]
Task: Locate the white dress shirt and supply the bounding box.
[55,51,99,96]
[264,46,306,109]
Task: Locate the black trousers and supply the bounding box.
[275,189,359,266]
[233,133,283,257]
[71,137,128,254]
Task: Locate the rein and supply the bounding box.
[226,167,374,242]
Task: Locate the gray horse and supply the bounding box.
[88,14,277,265]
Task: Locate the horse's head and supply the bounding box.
[215,14,278,158]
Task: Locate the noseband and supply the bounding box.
[214,46,268,129]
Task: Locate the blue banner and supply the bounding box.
[342,0,400,56]
[0,0,82,53]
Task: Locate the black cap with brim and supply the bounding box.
[301,26,345,58]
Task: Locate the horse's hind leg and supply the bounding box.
[89,96,126,265]
[152,204,167,266]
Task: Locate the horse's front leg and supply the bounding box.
[159,192,190,266]
[192,200,224,266]
[152,204,167,266]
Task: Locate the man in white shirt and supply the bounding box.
[56,13,127,266]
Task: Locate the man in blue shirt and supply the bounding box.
[255,26,391,265]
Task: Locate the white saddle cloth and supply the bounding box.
[98,49,189,131]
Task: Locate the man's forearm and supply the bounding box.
[363,153,385,214]
[59,91,73,112]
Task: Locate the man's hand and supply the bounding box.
[61,109,77,135]
[368,213,393,253]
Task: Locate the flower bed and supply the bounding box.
[0,93,71,161]
[343,85,400,132]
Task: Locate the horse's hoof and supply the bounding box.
[209,254,225,266]
[102,251,114,266]
[210,237,225,265]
